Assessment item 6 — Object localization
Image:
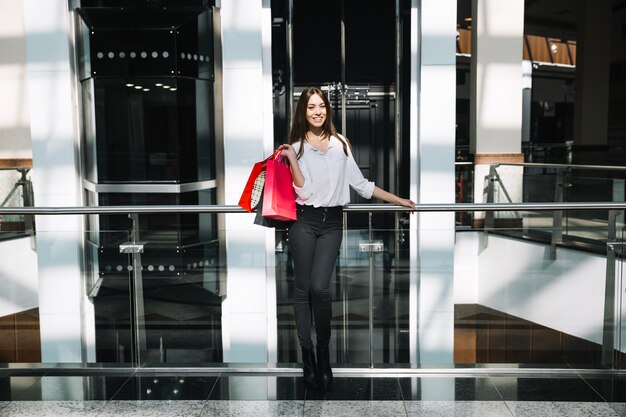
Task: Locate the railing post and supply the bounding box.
[551,168,566,259]
[357,211,385,368]
[482,165,496,248]
[119,213,147,366]
[602,210,621,368]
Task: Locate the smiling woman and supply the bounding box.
[276,87,415,391]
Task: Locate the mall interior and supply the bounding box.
[0,0,625,415]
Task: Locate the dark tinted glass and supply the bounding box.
[92,77,214,183]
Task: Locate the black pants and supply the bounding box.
[289,204,343,349]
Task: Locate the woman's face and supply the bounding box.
[305,94,326,130]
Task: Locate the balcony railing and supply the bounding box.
[0,202,624,373]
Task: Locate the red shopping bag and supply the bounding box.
[238,149,282,212]
[262,154,297,221]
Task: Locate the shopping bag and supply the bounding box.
[238,149,282,212]
[262,154,297,221]
[253,184,294,229]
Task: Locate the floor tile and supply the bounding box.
[111,376,218,401]
[96,400,205,417]
[584,377,626,402]
[399,377,502,401]
[10,376,130,401]
[490,377,605,401]
[404,401,513,417]
[201,400,304,417]
[608,403,626,417]
[208,376,305,400]
[303,400,406,417]
[0,401,105,416]
[303,377,403,401]
[505,401,622,417]
[0,376,42,401]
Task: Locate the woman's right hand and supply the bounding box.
[280,144,297,163]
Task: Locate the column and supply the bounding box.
[219,0,276,365]
[23,0,95,362]
[573,0,611,164]
[410,0,456,368]
[470,0,525,225]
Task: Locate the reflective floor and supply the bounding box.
[0,371,625,416]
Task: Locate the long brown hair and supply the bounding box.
[288,87,349,159]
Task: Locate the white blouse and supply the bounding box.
[292,135,375,207]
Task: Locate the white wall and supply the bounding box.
[0,237,38,317]
[455,231,609,345]
[0,0,32,159]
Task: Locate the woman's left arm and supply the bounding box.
[372,186,417,210]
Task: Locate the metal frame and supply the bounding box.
[0,365,623,378]
[82,179,217,194]
[3,202,626,215]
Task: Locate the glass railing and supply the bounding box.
[0,203,624,373]
[462,163,626,255]
[0,167,34,240]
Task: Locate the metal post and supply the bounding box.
[602,210,620,368]
[368,212,374,368]
[551,168,565,259]
[482,165,496,247]
[119,213,147,365]
[286,0,294,126]
[358,212,384,367]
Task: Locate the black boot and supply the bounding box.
[301,346,318,389]
[316,345,333,391]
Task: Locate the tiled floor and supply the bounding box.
[0,373,625,416]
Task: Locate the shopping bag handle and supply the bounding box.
[265,147,289,165]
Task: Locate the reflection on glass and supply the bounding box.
[276,212,411,366]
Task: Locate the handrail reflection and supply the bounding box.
[1,201,626,215]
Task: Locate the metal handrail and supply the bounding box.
[1,202,626,215]
[495,162,626,171]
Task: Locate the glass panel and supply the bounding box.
[87,78,215,183]
[1,207,625,370]
[77,6,213,81]
[275,212,410,366]
[0,168,34,239]
[292,0,340,84]
[618,215,626,370]
[93,229,135,363]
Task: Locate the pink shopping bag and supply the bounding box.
[262,153,297,221]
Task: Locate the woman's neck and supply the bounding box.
[307,127,325,138]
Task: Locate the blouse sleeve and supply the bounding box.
[292,148,313,202]
[347,147,375,199]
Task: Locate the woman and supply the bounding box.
[280,87,416,390]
